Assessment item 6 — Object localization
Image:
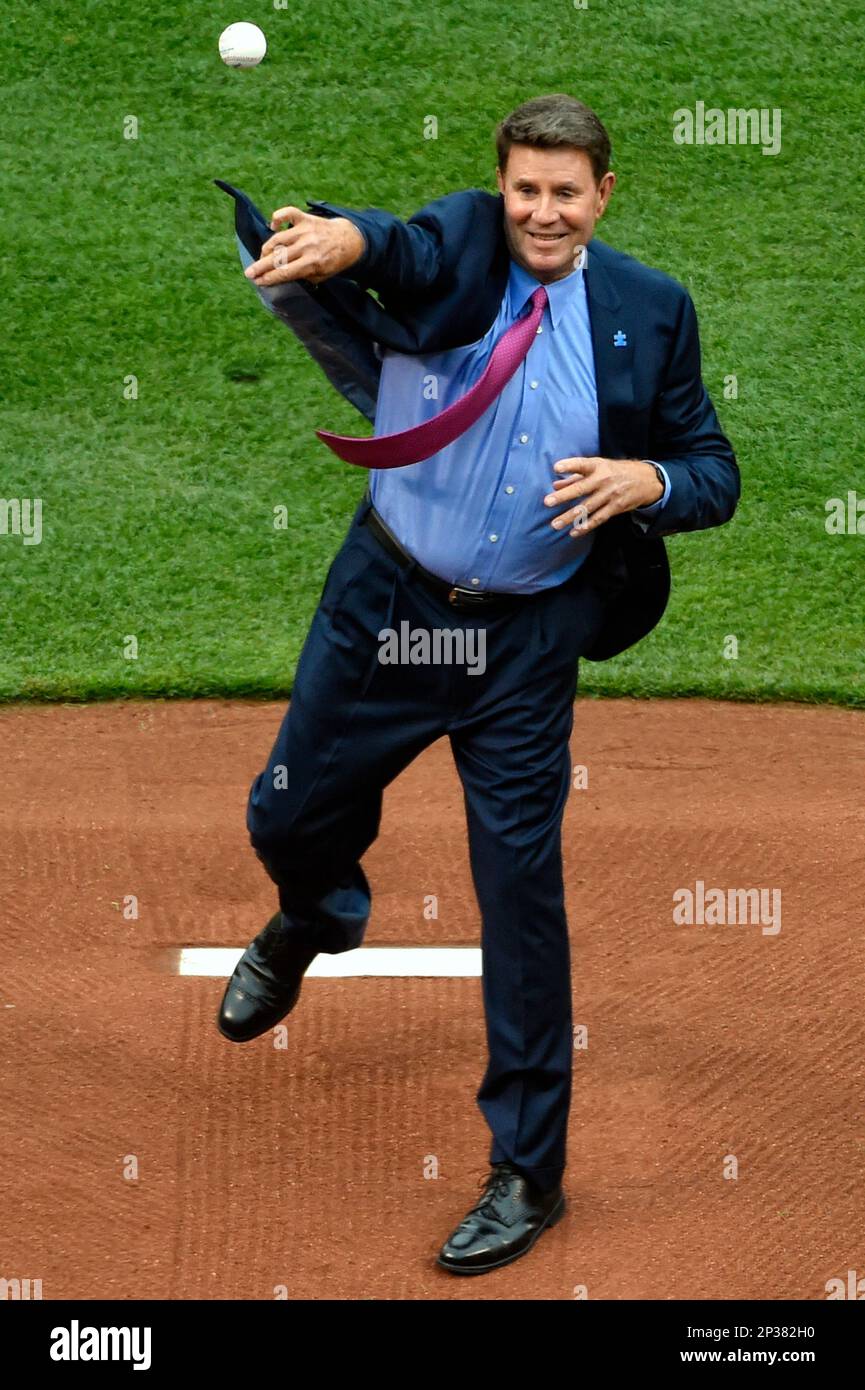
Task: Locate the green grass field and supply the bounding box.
[1,0,862,705]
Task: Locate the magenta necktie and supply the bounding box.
[315,284,549,468]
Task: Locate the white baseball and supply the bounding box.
[218,22,267,68]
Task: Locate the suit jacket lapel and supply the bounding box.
[585,243,634,459]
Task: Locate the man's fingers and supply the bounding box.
[551,499,589,530]
[551,484,616,530]
[260,227,297,258]
[549,498,611,536]
[544,473,603,508]
[269,205,306,229]
[244,254,274,280]
[253,268,304,287]
[248,262,303,287]
[245,239,306,282]
[571,500,615,534]
[248,251,324,287]
[553,455,597,474]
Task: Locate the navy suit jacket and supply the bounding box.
[216,180,740,660]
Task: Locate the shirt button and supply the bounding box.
[471,577,480,586]
[530,380,539,389]
[489,534,498,542]
[519,433,529,443]
[505,485,515,494]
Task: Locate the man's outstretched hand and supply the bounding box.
[244,205,367,287]
[544,456,665,534]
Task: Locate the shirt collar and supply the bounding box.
[509,247,588,330]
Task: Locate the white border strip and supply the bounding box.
[178,947,481,978]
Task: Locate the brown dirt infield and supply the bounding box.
[0,696,863,1301]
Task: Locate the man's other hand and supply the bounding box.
[544,456,664,534]
[243,206,367,287]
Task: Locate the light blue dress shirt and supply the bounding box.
[369,254,669,594]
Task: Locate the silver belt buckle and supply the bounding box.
[447,585,488,607]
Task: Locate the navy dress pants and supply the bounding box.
[246,494,607,1194]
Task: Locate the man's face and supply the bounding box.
[495,144,615,283]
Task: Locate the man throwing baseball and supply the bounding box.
[216,93,740,1276]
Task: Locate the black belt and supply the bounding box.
[363,502,531,611]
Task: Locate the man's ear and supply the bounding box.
[495,166,505,195]
[598,171,616,211]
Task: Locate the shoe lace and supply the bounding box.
[472,1162,520,1217]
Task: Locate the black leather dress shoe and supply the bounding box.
[437,1161,566,1275]
[217,912,318,1043]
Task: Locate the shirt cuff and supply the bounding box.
[631,461,671,530]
